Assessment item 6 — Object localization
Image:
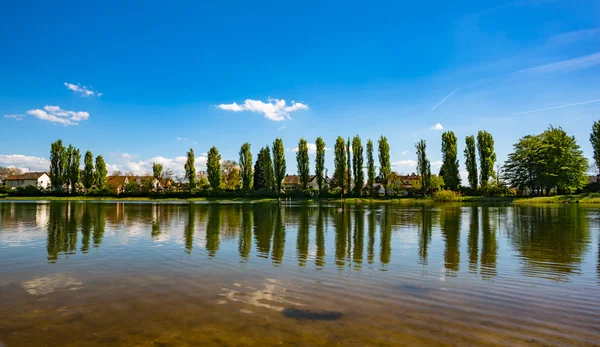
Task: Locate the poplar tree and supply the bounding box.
[83,151,95,189]
[263,146,274,190]
[49,139,67,190]
[315,137,326,193]
[464,135,478,190]
[239,143,253,190]
[333,136,346,194]
[477,131,496,187]
[366,139,375,194]
[65,145,74,189]
[296,138,309,189]
[590,120,600,179]
[152,163,163,180]
[378,136,391,195]
[272,138,286,193]
[416,140,431,196]
[346,137,352,193]
[352,135,364,194]
[69,148,81,193]
[441,131,460,190]
[207,146,222,190]
[184,148,196,191]
[95,155,108,189]
[254,146,274,190]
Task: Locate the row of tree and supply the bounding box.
[49,140,108,191]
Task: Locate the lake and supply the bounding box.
[0,201,599,346]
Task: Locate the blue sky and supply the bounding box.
[1,0,600,178]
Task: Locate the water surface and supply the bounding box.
[0,202,599,346]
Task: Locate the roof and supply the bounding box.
[5,172,48,180]
[283,175,318,185]
[106,176,128,187]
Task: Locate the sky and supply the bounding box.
[1,0,600,180]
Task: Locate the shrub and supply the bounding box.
[432,189,463,202]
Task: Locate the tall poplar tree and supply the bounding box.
[416,140,431,196]
[152,163,163,180]
[464,135,478,190]
[65,145,74,189]
[207,146,222,190]
[366,139,375,194]
[272,138,286,193]
[333,136,346,194]
[296,138,309,189]
[254,146,274,190]
[49,139,67,190]
[378,136,391,195]
[315,137,326,193]
[239,143,253,190]
[346,137,352,193]
[184,148,196,191]
[441,131,460,190]
[83,151,95,189]
[352,135,364,194]
[95,155,108,189]
[590,120,600,179]
[477,131,496,187]
[69,148,81,193]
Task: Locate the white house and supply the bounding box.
[5,172,51,189]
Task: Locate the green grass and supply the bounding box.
[513,193,600,204]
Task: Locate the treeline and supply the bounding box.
[48,140,109,194]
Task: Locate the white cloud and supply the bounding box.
[113,154,209,176]
[0,154,50,172]
[217,98,309,121]
[24,105,90,126]
[401,151,408,155]
[177,137,188,141]
[516,52,600,74]
[291,143,330,154]
[4,114,24,121]
[432,160,443,168]
[120,153,137,160]
[549,28,600,45]
[64,82,101,97]
[392,160,417,168]
[277,125,287,131]
[430,123,444,131]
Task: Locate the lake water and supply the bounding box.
[0,201,599,346]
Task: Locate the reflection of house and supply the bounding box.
[106,176,161,194]
[282,175,327,191]
[4,172,51,189]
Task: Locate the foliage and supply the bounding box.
[296,138,310,189]
[0,166,23,180]
[333,136,346,193]
[83,151,95,189]
[413,173,442,195]
[346,137,352,193]
[366,139,375,195]
[254,146,274,190]
[207,146,222,190]
[152,163,164,180]
[378,136,391,195]
[69,147,81,193]
[239,143,253,190]
[221,160,240,190]
[590,120,600,179]
[352,135,364,195]
[94,155,108,189]
[50,139,67,190]
[315,137,326,193]
[124,181,140,194]
[272,138,286,193]
[415,139,431,196]
[503,126,588,195]
[441,131,460,190]
[184,148,196,191]
[477,131,496,187]
[464,135,478,190]
[432,189,463,202]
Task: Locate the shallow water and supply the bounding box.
[0,201,599,346]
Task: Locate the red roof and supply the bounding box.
[5,172,48,180]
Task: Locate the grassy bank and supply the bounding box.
[513,193,600,204]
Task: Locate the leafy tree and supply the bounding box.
[49,139,67,190]
[296,138,310,189]
[590,120,600,179]
[239,143,253,190]
[346,137,352,193]
[464,136,478,190]
[441,131,460,190]
[352,135,364,194]
[152,162,163,180]
[366,139,375,195]
[272,138,286,193]
[378,136,391,195]
[315,137,326,193]
[477,131,496,187]
[416,139,431,196]
[254,146,274,190]
[65,145,74,189]
[69,148,81,193]
[95,155,108,189]
[333,136,346,194]
[221,160,240,189]
[184,148,196,191]
[0,167,22,180]
[83,151,95,189]
[207,146,222,190]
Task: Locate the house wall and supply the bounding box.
[38,175,51,189]
[6,179,39,188]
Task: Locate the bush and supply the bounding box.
[479,182,514,197]
[11,185,43,196]
[432,189,463,202]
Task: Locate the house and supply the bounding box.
[282,175,328,191]
[4,172,51,189]
[106,175,161,194]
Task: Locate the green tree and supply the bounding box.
[378,136,391,195]
[464,135,478,190]
[272,138,286,193]
[366,139,375,195]
[152,162,163,180]
[477,131,496,187]
[346,137,352,193]
[65,145,74,189]
[441,131,460,190]
[49,139,67,190]
[184,148,196,191]
[207,146,222,190]
[221,160,240,189]
[253,146,274,190]
[296,138,310,189]
[333,136,346,194]
[239,143,253,190]
[69,148,81,193]
[590,120,600,179]
[94,155,108,189]
[315,137,326,193]
[83,151,95,189]
[416,140,431,196]
[352,135,364,194]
